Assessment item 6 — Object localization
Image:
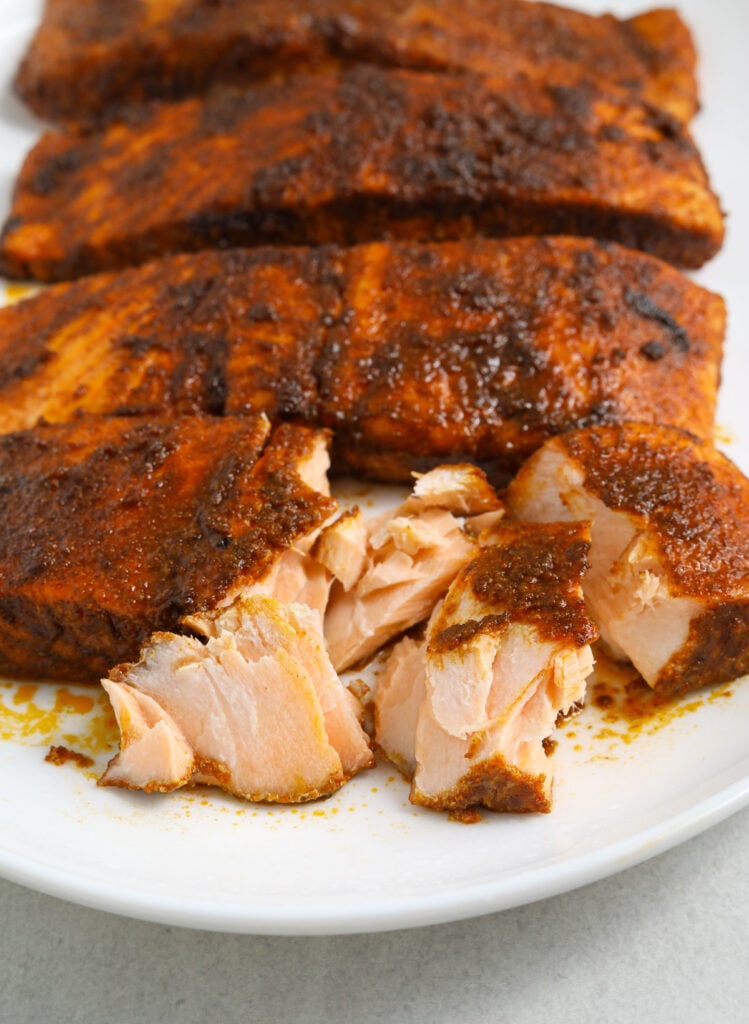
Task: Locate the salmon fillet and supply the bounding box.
[506,423,749,694]
[14,0,698,125]
[100,596,373,802]
[0,238,725,482]
[321,239,725,481]
[0,416,336,682]
[0,68,723,282]
[375,522,597,813]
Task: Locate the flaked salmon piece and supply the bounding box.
[464,509,513,547]
[405,464,505,516]
[314,508,369,592]
[324,465,503,671]
[506,423,749,693]
[296,432,332,497]
[412,645,593,813]
[368,508,464,561]
[183,431,338,622]
[99,683,194,792]
[218,431,337,616]
[209,433,337,616]
[375,522,597,813]
[283,431,336,555]
[238,548,332,620]
[104,636,344,801]
[324,518,475,671]
[186,596,372,776]
[373,635,428,779]
[101,597,372,801]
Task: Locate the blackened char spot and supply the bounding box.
[186,207,303,245]
[247,303,278,323]
[167,276,216,317]
[448,268,510,312]
[624,288,691,352]
[0,347,54,388]
[30,148,84,197]
[640,340,666,361]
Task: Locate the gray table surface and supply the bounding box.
[1,803,746,1024]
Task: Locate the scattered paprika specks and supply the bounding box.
[585,649,735,747]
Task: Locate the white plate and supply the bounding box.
[0,0,748,936]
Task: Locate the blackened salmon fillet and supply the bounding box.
[0,238,725,482]
[14,0,699,126]
[0,68,724,282]
[0,416,335,682]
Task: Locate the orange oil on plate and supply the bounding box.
[0,680,118,760]
[568,650,734,751]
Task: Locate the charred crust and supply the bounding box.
[639,340,666,361]
[655,601,749,693]
[13,1,698,126]
[623,287,691,352]
[45,745,94,768]
[411,754,551,814]
[430,613,510,653]
[0,65,723,283]
[0,238,724,484]
[429,521,598,651]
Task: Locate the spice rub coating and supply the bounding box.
[0,416,336,682]
[429,522,598,656]
[13,0,699,126]
[320,238,724,480]
[507,423,749,693]
[557,424,749,601]
[0,238,725,482]
[0,67,723,282]
[0,246,340,431]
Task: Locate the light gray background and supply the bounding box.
[1,803,747,1024]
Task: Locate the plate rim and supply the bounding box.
[1,762,748,935]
